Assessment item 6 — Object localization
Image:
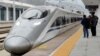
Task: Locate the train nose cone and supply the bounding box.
[4,37,32,55]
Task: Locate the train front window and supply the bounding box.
[22,9,42,19]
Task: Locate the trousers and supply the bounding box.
[83,27,89,38]
[91,26,96,36]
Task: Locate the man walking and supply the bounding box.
[81,15,90,38]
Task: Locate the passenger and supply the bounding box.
[87,15,92,29]
[81,15,90,38]
[90,12,98,36]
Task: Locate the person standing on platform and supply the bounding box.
[90,12,98,36]
[81,15,90,38]
[87,15,92,29]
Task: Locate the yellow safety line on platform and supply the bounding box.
[51,27,82,56]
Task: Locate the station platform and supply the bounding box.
[70,20,100,56]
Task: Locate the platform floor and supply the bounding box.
[70,20,100,56]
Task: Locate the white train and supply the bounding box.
[4,0,89,56]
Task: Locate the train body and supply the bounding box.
[4,0,89,55]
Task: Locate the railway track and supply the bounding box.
[0,33,7,50]
[0,22,13,50]
[0,33,7,43]
[0,22,13,34]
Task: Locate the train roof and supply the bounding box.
[25,5,83,16]
[27,6,57,12]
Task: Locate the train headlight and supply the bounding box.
[16,21,20,26]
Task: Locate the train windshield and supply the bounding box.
[22,9,42,19]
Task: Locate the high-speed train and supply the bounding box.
[4,0,89,56]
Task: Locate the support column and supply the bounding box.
[6,7,9,21]
[13,0,16,21]
[19,10,21,16]
[0,8,1,21]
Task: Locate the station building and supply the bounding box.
[0,0,33,21]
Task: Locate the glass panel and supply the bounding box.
[1,7,6,21]
[67,19,69,24]
[0,8,1,21]
[40,10,48,18]
[16,8,20,19]
[62,16,66,25]
[22,9,42,19]
[56,17,62,26]
[51,21,56,27]
[9,8,13,20]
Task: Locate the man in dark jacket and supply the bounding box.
[90,12,98,36]
[81,15,90,38]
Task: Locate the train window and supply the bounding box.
[62,16,66,25]
[71,17,75,23]
[71,18,73,23]
[22,9,42,19]
[56,18,61,26]
[51,16,66,27]
[75,18,76,21]
[51,17,61,27]
[56,17,63,26]
[73,18,75,22]
[66,19,69,24]
[76,18,79,21]
[51,21,56,27]
[77,18,82,21]
[69,18,71,23]
[77,18,79,21]
[40,10,48,18]
[75,18,77,22]
[73,18,74,22]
